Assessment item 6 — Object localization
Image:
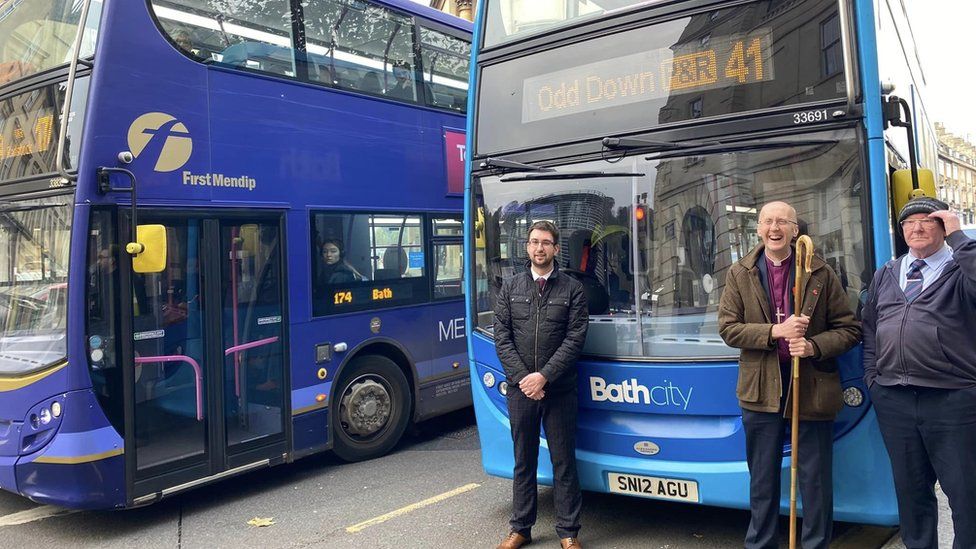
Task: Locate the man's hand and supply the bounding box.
[788,338,815,358]
[519,372,547,400]
[928,210,961,235]
[772,314,810,340]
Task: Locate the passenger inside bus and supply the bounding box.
[376,246,408,279]
[172,30,202,59]
[318,239,364,285]
[360,71,382,94]
[386,60,414,100]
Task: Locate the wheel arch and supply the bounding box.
[330,337,420,424]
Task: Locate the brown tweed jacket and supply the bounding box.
[718,244,861,419]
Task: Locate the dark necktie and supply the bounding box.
[536,277,546,295]
[904,259,926,302]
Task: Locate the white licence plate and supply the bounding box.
[607,472,700,503]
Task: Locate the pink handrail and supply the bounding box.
[226,336,280,397]
[134,355,203,421]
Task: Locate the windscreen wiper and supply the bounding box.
[501,171,644,182]
[644,138,838,161]
[602,136,721,150]
[480,157,555,173]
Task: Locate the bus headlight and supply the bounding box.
[39,408,52,425]
[843,386,864,407]
[51,401,62,418]
[499,381,509,396]
[482,372,495,388]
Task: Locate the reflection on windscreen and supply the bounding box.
[0,194,72,375]
[0,0,102,87]
[475,130,867,360]
[484,0,653,48]
[150,0,469,109]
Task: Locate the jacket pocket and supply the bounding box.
[905,322,955,375]
[736,362,763,403]
[510,296,532,320]
[545,298,570,323]
[811,370,843,417]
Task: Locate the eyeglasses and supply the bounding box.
[527,239,555,249]
[759,218,797,228]
[900,218,939,229]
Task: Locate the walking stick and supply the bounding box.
[789,235,815,549]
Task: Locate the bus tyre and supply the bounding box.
[332,355,411,462]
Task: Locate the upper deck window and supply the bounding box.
[419,27,469,113]
[303,0,417,101]
[476,0,849,155]
[151,0,297,77]
[149,0,469,112]
[0,0,103,88]
[483,0,651,49]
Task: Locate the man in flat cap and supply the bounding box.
[862,197,976,549]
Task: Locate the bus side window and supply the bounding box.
[151,0,297,78]
[418,27,469,112]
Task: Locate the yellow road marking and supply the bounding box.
[345,482,480,533]
[0,505,78,527]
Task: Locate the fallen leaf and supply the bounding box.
[247,517,276,527]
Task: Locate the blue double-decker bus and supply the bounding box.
[0,0,471,509]
[466,0,937,526]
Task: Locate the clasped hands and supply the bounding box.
[519,372,547,400]
[771,314,815,358]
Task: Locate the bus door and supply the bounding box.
[122,212,287,500]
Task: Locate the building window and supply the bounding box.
[821,14,842,78]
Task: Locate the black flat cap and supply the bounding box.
[898,196,949,224]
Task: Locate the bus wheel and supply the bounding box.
[332,355,411,462]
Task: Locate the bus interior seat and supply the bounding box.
[360,71,382,94]
[375,247,408,280]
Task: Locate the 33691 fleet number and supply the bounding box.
[793,109,829,125]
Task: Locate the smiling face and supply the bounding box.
[757,201,798,259]
[526,228,558,272]
[901,213,946,258]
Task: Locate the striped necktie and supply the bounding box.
[904,259,926,302]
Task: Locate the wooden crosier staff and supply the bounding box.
[789,235,815,549]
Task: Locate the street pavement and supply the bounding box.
[0,409,945,548]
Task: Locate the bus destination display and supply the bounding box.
[0,84,62,183]
[522,29,773,123]
[331,281,413,309]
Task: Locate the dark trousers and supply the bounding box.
[742,408,834,549]
[507,388,582,539]
[871,384,976,549]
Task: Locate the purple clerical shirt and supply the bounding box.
[765,252,793,366]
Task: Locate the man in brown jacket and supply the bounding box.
[718,201,860,549]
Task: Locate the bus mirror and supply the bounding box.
[130,224,167,273]
[475,209,486,248]
[891,168,936,214]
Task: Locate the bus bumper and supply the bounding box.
[472,366,898,526]
[0,389,126,509]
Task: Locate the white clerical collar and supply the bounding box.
[764,250,793,267]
